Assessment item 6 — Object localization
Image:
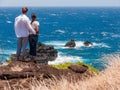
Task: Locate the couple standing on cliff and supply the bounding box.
[14,7,40,62]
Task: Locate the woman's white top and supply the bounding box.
[29,21,39,35]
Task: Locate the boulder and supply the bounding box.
[65,39,76,47]
[8,42,58,64]
[83,41,93,46]
[68,65,88,73]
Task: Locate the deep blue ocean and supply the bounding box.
[0,7,120,70]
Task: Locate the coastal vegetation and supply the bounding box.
[12,56,120,90]
[51,62,99,75]
[1,43,119,90]
[0,45,119,90]
[1,56,120,90]
[0,57,99,89]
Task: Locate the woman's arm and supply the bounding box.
[35,25,39,34]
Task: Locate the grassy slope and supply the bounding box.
[19,56,120,90]
[51,62,99,75]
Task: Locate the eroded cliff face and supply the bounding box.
[0,61,93,89]
[0,42,98,89]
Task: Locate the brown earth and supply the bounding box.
[0,61,93,90]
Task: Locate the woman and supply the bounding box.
[29,13,39,61]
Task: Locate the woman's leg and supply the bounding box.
[33,35,38,56]
[29,35,36,56]
[29,35,37,54]
[29,34,38,61]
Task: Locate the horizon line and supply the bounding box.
[0,6,120,8]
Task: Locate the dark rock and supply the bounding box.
[68,65,88,73]
[9,42,58,64]
[83,41,93,46]
[0,72,34,80]
[65,39,76,47]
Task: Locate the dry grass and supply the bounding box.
[10,55,120,90]
[30,55,120,90]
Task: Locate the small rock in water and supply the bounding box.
[83,41,93,46]
[65,39,76,48]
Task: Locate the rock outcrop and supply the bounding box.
[65,39,76,48]
[68,65,88,73]
[0,61,93,89]
[9,42,58,64]
[83,41,93,46]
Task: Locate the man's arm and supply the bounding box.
[25,18,36,34]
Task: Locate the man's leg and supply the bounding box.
[16,38,22,60]
[29,35,33,56]
[21,37,28,61]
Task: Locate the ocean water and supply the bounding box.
[0,7,120,70]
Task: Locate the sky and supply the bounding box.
[0,0,120,7]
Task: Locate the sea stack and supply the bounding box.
[65,39,76,48]
[83,41,93,46]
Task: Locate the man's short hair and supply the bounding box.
[22,7,28,14]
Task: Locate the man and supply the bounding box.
[14,7,36,61]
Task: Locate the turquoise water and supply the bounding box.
[0,7,120,70]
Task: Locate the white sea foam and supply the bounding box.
[6,21,12,24]
[101,32,108,36]
[0,50,15,55]
[72,32,78,35]
[44,41,65,49]
[80,32,84,34]
[55,30,65,34]
[75,41,108,49]
[48,53,83,65]
[75,41,85,48]
[79,41,106,48]
[44,41,65,46]
[111,34,120,38]
[44,41,110,49]
[93,43,110,48]
[0,50,16,62]
[50,14,57,16]
[7,40,12,43]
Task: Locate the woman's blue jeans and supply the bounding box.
[29,34,38,56]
